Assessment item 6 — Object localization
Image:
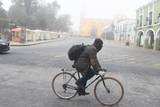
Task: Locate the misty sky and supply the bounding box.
[1,0,152,31]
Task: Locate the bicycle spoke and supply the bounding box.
[94,77,124,106]
[66,84,77,90]
[52,72,77,100]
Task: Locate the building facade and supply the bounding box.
[114,19,136,44]
[136,0,160,50]
[11,27,61,43]
[80,18,112,38]
[102,24,115,40]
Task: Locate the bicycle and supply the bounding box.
[51,68,124,106]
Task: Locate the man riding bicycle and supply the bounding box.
[75,38,103,95]
[52,38,124,105]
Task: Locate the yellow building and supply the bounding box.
[80,18,112,38]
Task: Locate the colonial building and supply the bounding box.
[80,18,112,38]
[136,0,160,50]
[102,24,115,40]
[114,19,136,44]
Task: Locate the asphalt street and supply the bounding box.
[0,37,160,107]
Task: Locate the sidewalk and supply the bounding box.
[110,40,160,53]
[10,38,63,46]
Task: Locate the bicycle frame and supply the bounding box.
[53,69,124,105]
[62,69,107,90]
[77,72,110,92]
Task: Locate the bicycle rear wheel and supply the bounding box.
[94,77,124,106]
[52,72,78,100]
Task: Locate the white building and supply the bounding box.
[114,19,136,44]
[102,24,115,40]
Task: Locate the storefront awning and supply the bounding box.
[11,28,22,32]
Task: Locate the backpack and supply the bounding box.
[68,44,86,61]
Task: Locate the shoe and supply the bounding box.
[78,91,89,96]
[77,88,89,96]
[76,81,89,96]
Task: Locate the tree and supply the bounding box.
[55,15,72,32]
[24,0,38,15]
[0,1,9,33]
[9,0,38,28]
[8,0,72,32]
[9,5,27,26]
[0,1,10,40]
[45,1,60,30]
[0,1,8,20]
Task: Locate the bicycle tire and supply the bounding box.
[52,72,78,100]
[94,77,124,106]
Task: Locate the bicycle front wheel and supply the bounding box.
[94,77,124,106]
[52,72,78,100]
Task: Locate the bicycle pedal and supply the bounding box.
[78,92,89,96]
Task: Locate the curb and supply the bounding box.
[10,37,63,46]
[10,41,52,46]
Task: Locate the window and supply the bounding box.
[149,12,153,25]
[140,15,143,26]
[137,19,139,25]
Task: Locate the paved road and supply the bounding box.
[0,37,160,107]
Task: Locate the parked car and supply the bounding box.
[0,39,10,53]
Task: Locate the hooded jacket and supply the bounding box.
[76,45,101,73]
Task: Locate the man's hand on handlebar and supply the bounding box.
[97,68,107,76]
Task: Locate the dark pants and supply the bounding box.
[77,68,96,88]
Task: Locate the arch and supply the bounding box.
[146,29,155,49]
[155,29,160,50]
[137,31,144,47]
[146,29,155,36]
[137,30,144,36]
